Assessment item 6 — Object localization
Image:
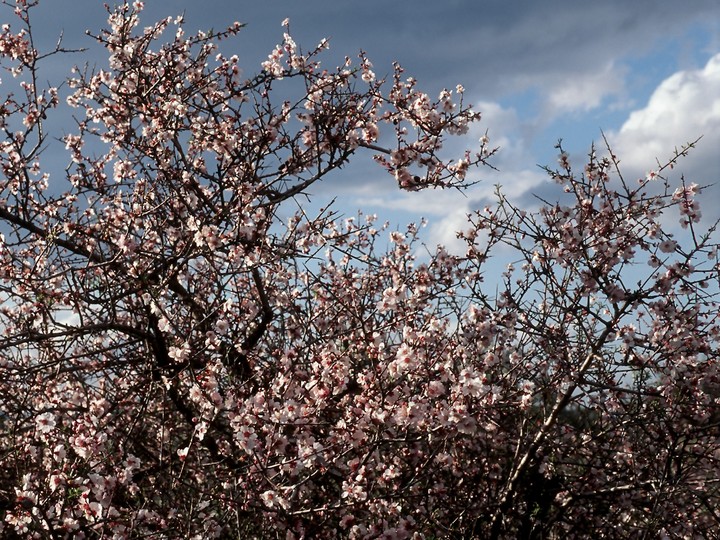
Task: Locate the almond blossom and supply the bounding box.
[0,2,717,539]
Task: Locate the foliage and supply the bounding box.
[0,1,718,538]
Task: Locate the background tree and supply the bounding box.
[0,1,718,538]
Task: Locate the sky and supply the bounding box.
[17,0,720,253]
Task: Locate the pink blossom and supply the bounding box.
[35,412,56,434]
[658,239,678,253]
[0,4,716,538]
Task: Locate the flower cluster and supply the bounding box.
[0,2,717,539]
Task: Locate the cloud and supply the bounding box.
[411,52,720,252]
[613,53,720,154]
[363,0,718,109]
[608,52,720,196]
[542,62,627,116]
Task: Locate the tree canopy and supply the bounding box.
[0,2,718,538]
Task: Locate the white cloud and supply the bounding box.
[604,53,720,233]
[416,50,720,253]
[543,62,627,116]
[610,53,720,180]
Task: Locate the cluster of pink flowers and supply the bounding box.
[0,1,718,538]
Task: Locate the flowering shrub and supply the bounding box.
[0,1,718,538]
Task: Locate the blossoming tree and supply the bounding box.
[0,1,718,538]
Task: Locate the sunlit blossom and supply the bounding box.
[0,3,716,538]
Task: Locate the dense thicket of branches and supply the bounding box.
[0,1,718,538]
